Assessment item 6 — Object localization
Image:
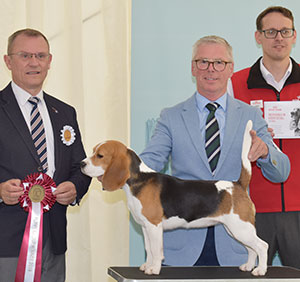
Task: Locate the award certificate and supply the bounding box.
[264,101,300,139]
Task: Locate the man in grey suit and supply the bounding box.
[0,29,91,281]
[140,35,290,267]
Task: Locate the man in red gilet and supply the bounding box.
[229,6,300,268]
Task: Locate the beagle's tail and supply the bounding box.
[238,120,252,190]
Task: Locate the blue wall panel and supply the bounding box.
[130,0,300,266]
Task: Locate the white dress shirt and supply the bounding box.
[260,58,292,92]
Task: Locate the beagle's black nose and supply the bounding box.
[80,161,86,168]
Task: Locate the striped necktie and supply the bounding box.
[28,97,48,173]
[205,102,220,175]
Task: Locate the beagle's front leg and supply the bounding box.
[139,226,153,272]
[140,222,164,275]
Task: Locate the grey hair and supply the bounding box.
[192,35,233,62]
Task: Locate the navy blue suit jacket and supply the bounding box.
[0,83,91,256]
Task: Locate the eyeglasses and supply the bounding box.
[260,28,295,39]
[8,52,51,61]
[193,59,232,72]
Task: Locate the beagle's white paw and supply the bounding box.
[251,266,267,276]
[239,262,255,272]
[140,262,161,275]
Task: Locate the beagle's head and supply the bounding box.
[81,140,131,191]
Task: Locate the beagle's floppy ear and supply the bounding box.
[101,153,130,191]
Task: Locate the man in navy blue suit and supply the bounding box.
[0,28,91,281]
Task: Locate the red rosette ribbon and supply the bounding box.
[15,173,56,282]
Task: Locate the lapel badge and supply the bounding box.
[60,125,76,146]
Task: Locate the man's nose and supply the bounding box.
[207,62,215,71]
[275,31,284,39]
[28,54,40,64]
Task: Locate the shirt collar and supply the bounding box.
[12,81,44,106]
[260,57,292,85]
[195,91,227,112]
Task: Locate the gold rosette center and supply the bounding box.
[64,130,71,142]
[29,185,45,203]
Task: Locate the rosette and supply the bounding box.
[60,125,76,146]
[15,173,56,282]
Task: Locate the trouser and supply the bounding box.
[256,211,300,269]
[0,238,65,282]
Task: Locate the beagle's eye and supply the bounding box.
[97,154,103,159]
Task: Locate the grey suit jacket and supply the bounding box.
[140,93,290,266]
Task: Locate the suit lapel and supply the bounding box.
[181,94,212,172]
[1,84,40,165]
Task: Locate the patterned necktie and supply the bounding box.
[205,102,220,175]
[28,97,48,173]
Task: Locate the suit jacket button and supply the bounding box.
[37,166,43,172]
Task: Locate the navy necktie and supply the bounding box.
[28,97,48,173]
[205,102,220,175]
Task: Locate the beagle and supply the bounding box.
[80,120,268,276]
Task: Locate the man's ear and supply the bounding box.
[292,29,297,45]
[255,31,262,45]
[47,54,52,70]
[4,55,12,70]
[228,61,234,78]
[191,61,196,77]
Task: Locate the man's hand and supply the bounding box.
[53,181,77,205]
[248,130,269,162]
[0,179,23,205]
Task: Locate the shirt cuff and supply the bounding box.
[70,199,77,206]
[258,152,270,163]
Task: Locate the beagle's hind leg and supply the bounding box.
[249,237,268,276]
[239,246,257,272]
[224,218,268,276]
